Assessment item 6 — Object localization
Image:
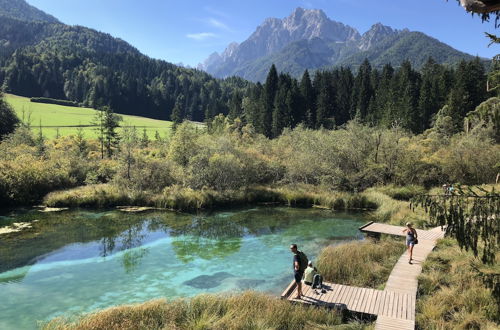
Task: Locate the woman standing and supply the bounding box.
[403,222,418,264]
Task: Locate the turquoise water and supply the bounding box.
[0,207,366,329]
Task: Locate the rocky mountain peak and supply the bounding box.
[358,23,398,51]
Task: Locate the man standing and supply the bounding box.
[290,244,307,299]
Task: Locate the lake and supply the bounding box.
[0,207,366,329]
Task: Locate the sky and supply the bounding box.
[27,0,499,67]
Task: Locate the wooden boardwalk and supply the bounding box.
[281,222,445,330]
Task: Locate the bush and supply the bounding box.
[30,97,80,107]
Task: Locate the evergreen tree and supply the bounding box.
[261,64,279,137]
[352,59,374,122]
[140,128,149,148]
[300,70,315,128]
[228,90,243,119]
[335,67,354,125]
[0,91,19,140]
[171,94,185,124]
[315,71,336,128]
[102,106,121,158]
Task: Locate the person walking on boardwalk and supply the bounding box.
[403,222,418,264]
[290,244,308,299]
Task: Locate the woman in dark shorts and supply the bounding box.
[403,222,418,264]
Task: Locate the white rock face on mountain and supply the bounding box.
[358,23,398,51]
[199,8,360,74]
[199,7,477,82]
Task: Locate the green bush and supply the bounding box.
[30,97,80,107]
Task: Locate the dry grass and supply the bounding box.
[44,183,379,212]
[316,239,406,289]
[43,292,357,330]
[417,238,499,329]
[362,189,429,228]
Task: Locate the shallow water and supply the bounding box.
[0,207,366,329]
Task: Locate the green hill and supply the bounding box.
[5,94,175,139]
[0,0,59,23]
[0,1,248,122]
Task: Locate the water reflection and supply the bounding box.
[0,207,366,330]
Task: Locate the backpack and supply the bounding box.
[297,251,308,272]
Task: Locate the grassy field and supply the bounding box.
[5,94,175,139]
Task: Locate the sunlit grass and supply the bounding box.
[43,292,351,330]
[5,93,174,139]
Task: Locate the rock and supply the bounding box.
[183,272,234,289]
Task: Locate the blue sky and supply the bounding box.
[27,0,499,67]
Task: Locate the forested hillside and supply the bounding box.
[0,13,248,121]
[0,0,58,23]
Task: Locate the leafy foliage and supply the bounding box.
[411,187,500,264]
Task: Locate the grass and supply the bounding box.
[5,94,174,139]
[316,239,406,289]
[362,188,430,228]
[417,238,499,329]
[42,291,375,330]
[43,184,380,212]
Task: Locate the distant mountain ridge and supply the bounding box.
[0,0,59,23]
[199,8,482,81]
[0,0,247,122]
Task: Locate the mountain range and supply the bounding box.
[199,8,482,82]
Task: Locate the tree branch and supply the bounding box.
[459,0,500,14]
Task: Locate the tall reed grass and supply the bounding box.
[316,239,406,289]
[416,238,499,329]
[43,292,366,330]
[44,184,379,212]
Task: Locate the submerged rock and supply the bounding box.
[183,272,234,289]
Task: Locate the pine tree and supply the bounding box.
[0,91,19,140]
[300,70,315,128]
[315,71,336,128]
[140,128,149,148]
[352,59,373,122]
[335,67,354,126]
[171,94,185,124]
[102,106,121,158]
[262,64,279,137]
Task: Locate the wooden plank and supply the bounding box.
[351,287,365,312]
[341,285,353,306]
[377,291,387,315]
[370,291,384,315]
[339,285,352,305]
[346,286,359,309]
[354,288,368,312]
[281,280,296,299]
[387,291,395,318]
[329,284,342,303]
[360,288,373,314]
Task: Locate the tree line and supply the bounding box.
[236,57,488,137]
[0,16,249,121]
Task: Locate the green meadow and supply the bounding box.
[5,94,175,139]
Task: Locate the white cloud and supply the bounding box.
[204,6,230,19]
[186,32,217,41]
[208,18,230,31]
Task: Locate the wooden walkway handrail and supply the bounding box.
[281,222,445,330]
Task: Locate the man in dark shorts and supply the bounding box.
[290,244,305,299]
